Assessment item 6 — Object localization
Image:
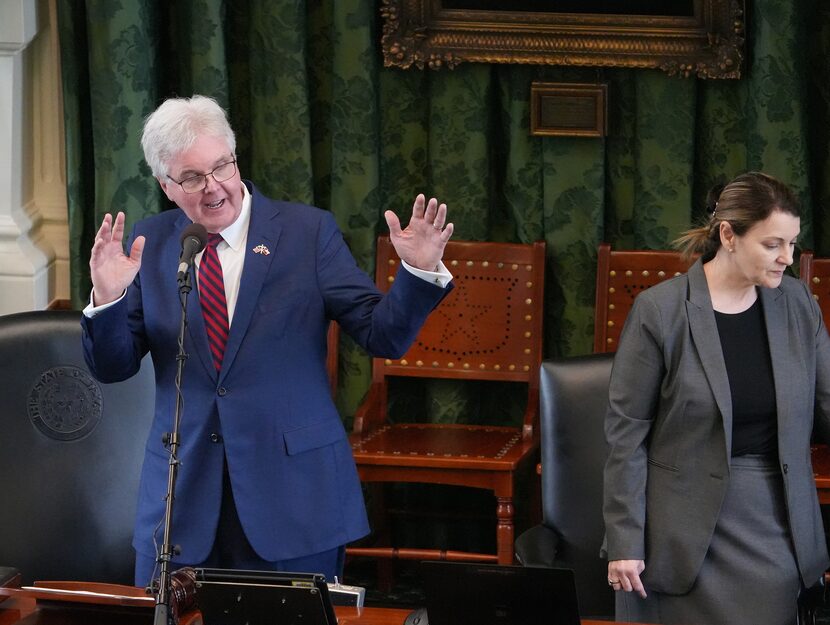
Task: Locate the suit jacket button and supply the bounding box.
[210,433,222,443]
[217,387,227,396]
[782,463,788,473]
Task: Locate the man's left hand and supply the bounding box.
[385,194,453,272]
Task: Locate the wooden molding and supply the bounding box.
[381,0,745,79]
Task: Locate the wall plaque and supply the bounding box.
[530,83,607,138]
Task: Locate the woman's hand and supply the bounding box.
[608,559,647,598]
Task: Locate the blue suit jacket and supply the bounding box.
[82,182,449,563]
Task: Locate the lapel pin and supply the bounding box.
[252,244,270,256]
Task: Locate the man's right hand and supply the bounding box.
[90,212,145,306]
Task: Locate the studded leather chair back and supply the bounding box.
[799,251,830,330]
[594,243,695,353]
[365,237,543,388]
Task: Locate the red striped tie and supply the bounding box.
[199,233,229,371]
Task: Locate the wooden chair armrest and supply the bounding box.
[521,396,539,441]
[352,383,386,435]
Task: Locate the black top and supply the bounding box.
[714,297,778,457]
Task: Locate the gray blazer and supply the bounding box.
[603,259,830,594]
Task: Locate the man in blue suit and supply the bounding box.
[81,95,454,587]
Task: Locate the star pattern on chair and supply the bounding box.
[417,277,516,356]
[436,283,491,344]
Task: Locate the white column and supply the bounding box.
[0,0,68,314]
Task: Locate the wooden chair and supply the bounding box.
[348,236,545,566]
[327,321,339,398]
[799,250,815,284]
[594,243,695,353]
[798,253,830,508]
[788,251,830,625]
[798,251,830,331]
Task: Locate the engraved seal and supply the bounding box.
[27,366,103,441]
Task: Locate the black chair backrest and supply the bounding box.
[540,353,615,618]
[0,310,154,585]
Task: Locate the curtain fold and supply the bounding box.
[247,0,314,204]
[59,0,830,414]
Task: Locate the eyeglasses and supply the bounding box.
[167,159,237,194]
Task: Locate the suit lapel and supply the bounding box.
[218,193,282,382]
[685,261,734,455]
[760,286,792,433]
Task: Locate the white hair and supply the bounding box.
[141,95,236,178]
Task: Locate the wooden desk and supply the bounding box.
[0,591,408,625]
[321,607,633,625]
[813,444,830,504]
[0,591,641,625]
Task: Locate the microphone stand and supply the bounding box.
[153,268,194,625]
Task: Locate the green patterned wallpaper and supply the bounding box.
[57,0,829,423]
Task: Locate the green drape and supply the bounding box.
[58,0,829,424]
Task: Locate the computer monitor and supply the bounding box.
[420,561,581,625]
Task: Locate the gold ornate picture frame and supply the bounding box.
[380,0,745,79]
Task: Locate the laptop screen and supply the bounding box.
[420,562,581,625]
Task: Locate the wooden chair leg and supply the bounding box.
[496,496,515,565]
[370,483,396,593]
[528,466,542,528]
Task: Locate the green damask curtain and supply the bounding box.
[58,0,830,424]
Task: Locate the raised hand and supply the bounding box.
[89,212,145,305]
[384,194,453,272]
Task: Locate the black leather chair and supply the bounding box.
[0,310,155,585]
[515,353,615,619]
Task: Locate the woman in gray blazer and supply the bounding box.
[603,172,830,625]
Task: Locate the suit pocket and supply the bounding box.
[283,419,344,455]
[647,457,679,473]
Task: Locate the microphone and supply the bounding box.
[176,223,208,282]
